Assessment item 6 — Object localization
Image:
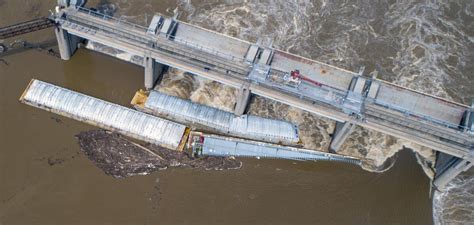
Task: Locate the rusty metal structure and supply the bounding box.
[0,18,54,40]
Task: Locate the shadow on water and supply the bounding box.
[0,38,59,59]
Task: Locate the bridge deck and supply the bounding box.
[52,6,474,160]
[174,22,250,61]
[271,50,355,91]
[375,82,466,127]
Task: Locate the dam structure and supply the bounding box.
[40,2,474,190]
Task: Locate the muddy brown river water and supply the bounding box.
[2,0,473,224]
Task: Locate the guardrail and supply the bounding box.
[364,107,470,145]
[62,7,250,77]
[251,76,347,113]
[73,6,245,63]
[373,99,468,131]
[60,15,249,78]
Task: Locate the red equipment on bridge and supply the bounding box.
[290,70,323,87]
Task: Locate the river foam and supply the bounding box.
[433,169,474,225]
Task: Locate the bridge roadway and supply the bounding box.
[51,6,473,172]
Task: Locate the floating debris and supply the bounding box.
[75,130,242,178]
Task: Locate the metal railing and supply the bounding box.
[364,107,472,147]
[59,16,249,79]
[75,6,149,31]
[372,99,469,131]
[251,76,347,114]
[61,8,250,77]
[73,6,245,63]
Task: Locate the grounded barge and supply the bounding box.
[20,79,188,150]
[189,133,361,165]
[132,90,300,145]
[20,79,361,165]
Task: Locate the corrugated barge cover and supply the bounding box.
[202,135,361,165]
[21,80,186,149]
[144,91,300,143]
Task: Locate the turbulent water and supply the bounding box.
[433,169,474,224]
[95,0,474,223]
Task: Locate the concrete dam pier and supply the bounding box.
[2,0,471,191]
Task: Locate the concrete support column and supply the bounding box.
[234,87,251,116]
[329,121,356,152]
[55,27,71,60]
[55,27,80,60]
[433,158,472,191]
[144,56,164,90]
[144,56,155,89]
[466,100,474,132]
